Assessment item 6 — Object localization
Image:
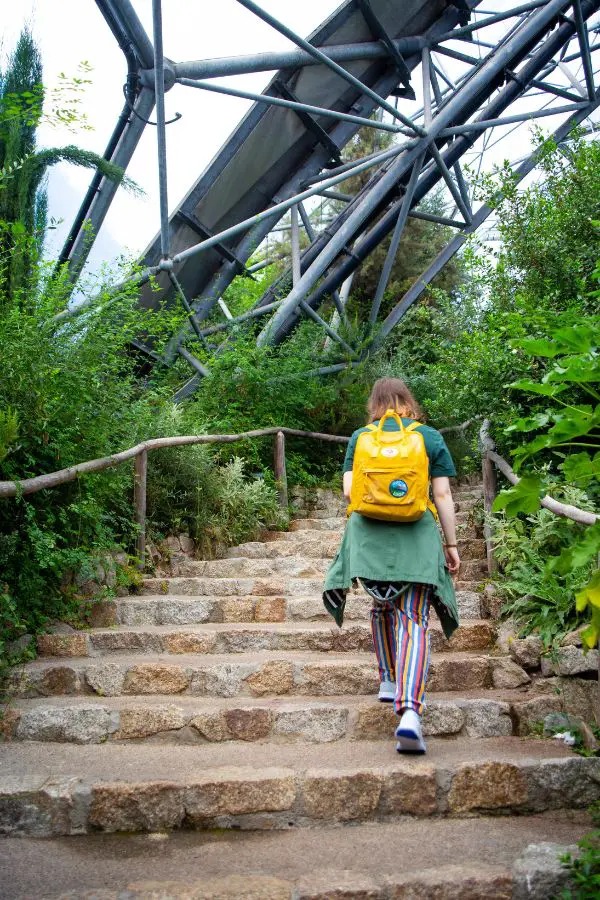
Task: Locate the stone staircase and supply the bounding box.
[1,481,599,898]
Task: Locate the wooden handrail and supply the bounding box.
[479,419,599,574]
[0,427,349,500]
[0,416,481,569]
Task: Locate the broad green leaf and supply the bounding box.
[547,522,600,575]
[515,338,561,358]
[546,358,600,384]
[510,379,568,397]
[505,413,550,434]
[492,475,543,517]
[560,452,595,483]
[580,620,599,651]
[553,325,597,354]
[576,571,600,612]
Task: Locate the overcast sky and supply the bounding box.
[3,1,598,274]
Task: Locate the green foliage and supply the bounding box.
[492,313,600,647]
[0,30,139,299]
[179,322,377,484]
[492,492,596,646]
[558,803,600,899]
[147,448,282,559]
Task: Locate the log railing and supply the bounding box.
[0,427,349,568]
[479,418,599,574]
[4,415,562,574]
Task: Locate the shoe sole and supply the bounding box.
[378,694,395,703]
[395,727,426,755]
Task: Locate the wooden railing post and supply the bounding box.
[134,449,148,570]
[479,419,498,575]
[274,431,288,511]
[482,451,498,575]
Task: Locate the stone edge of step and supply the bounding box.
[0,752,598,837]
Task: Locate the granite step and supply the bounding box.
[11,650,517,700]
[35,620,496,659]
[265,522,484,542]
[1,737,598,836]
[3,812,590,900]
[289,510,479,531]
[226,536,486,561]
[141,559,488,596]
[111,590,484,627]
[3,690,522,745]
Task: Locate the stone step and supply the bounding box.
[141,559,487,597]
[289,510,479,531]
[226,536,486,561]
[112,590,484,627]
[36,620,496,659]
[1,736,598,836]
[266,522,484,542]
[3,812,590,899]
[4,690,520,745]
[170,556,331,579]
[11,650,525,700]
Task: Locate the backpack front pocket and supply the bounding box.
[361,468,417,505]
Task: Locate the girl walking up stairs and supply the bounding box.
[1,397,598,897]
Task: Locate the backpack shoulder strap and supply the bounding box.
[405,421,423,434]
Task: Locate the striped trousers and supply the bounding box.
[367,582,432,716]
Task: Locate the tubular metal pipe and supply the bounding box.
[434,0,550,42]
[152,0,170,260]
[58,0,140,273]
[66,86,156,281]
[373,88,600,348]
[256,0,577,346]
[369,153,425,326]
[172,37,425,81]
[168,141,411,267]
[266,2,598,347]
[233,0,425,136]
[110,0,155,68]
[438,101,590,133]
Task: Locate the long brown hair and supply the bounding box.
[367,377,424,422]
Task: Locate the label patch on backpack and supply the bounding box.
[381,446,399,458]
[389,479,408,498]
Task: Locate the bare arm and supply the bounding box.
[343,471,352,500]
[432,476,460,576]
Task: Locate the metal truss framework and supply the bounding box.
[61,1,600,399]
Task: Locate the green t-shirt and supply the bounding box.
[343,417,456,478]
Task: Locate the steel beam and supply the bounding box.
[233,0,425,136]
[152,0,170,260]
[355,0,414,97]
[172,38,425,81]
[66,85,156,281]
[573,0,597,97]
[371,85,600,350]
[369,153,425,326]
[257,0,599,347]
[255,0,582,347]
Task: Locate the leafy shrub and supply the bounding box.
[558,803,600,899]
[146,445,283,559]
[492,488,596,646]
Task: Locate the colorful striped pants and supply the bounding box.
[368,582,432,716]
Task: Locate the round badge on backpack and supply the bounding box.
[389,479,408,498]
[381,446,399,458]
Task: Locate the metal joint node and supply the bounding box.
[158,258,174,271]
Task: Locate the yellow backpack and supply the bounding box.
[348,409,435,522]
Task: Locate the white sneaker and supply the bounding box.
[378,680,396,702]
[395,709,426,754]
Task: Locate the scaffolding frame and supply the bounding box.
[58,0,600,397]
